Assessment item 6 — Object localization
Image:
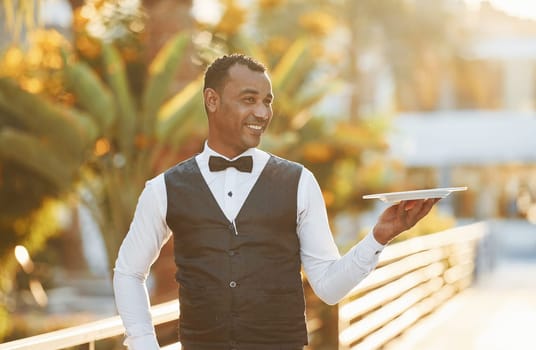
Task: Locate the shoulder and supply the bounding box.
[264,152,320,182]
[144,173,166,194]
[266,152,304,171]
[164,156,198,177]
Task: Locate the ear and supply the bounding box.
[204,88,219,113]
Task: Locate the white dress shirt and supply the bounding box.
[113,144,385,349]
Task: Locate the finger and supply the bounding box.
[405,198,430,219]
[406,199,425,215]
[415,198,439,219]
[398,200,407,217]
[403,199,421,211]
[424,197,440,211]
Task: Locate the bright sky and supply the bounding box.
[191,0,536,24]
[191,0,223,25]
[465,0,536,20]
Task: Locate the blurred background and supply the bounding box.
[0,0,535,349]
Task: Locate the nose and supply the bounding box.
[253,103,272,120]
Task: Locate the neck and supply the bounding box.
[206,141,249,159]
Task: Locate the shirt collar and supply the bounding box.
[197,141,269,175]
[201,142,256,160]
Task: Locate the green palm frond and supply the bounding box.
[64,60,117,134]
[0,127,76,188]
[155,76,204,143]
[142,32,190,134]
[101,43,137,153]
[271,38,311,94]
[0,78,98,160]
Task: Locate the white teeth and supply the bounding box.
[247,124,262,130]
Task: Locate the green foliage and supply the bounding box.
[0,128,75,186]
[0,78,98,163]
[97,43,136,155]
[62,32,206,269]
[0,30,206,273]
[63,60,117,133]
[0,85,68,304]
[155,77,205,144]
[142,34,190,134]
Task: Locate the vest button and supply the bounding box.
[229,281,237,288]
[228,250,237,256]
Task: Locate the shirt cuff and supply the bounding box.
[365,230,385,255]
[352,231,385,266]
[124,333,160,350]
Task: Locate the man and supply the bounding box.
[113,54,438,350]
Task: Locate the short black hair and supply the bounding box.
[204,54,267,92]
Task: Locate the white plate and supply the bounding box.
[362,187,468,203]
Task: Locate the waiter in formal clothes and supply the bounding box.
[113,54,438,350]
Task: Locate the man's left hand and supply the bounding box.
[373,198,440,245]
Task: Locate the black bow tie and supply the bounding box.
[208,155,253,173]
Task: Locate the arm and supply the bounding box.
[113,174,172,349]
[297,168,384,305]
[298,169,437,305]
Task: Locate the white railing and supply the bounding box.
[338,222,487,350]
[0,223,487,350]
[0,300,180,350]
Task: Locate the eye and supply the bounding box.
[244,97,256,103]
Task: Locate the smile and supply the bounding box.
[246,124,263,131]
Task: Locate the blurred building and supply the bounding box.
[388,3,536,222]
[389,111,536,220]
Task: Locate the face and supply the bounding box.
[205,63,273,158]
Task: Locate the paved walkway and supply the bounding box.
[386,220,536,350]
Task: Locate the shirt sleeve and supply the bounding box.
[113,174,172,350]
[297,168,385,305]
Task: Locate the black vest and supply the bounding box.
[164,155,308,349]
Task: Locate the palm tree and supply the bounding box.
[0,30,205,268]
